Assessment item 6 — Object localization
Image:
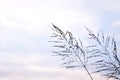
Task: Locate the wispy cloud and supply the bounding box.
[112,20,120,27]
[0,0,120,80]
[96,0,120,12]
[0,51,105,80]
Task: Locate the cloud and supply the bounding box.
[0,50,107,80]
[94,0,120,13]
[0,0,119,80]
[0,65,105,80]
[0,0,102,53]
[0,0,101,30]
[0,50,106,80]
[0,26,49,53]
[112,20,120,27]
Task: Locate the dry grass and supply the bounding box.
[50,24,120,80]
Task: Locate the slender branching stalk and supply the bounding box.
[50,24,93,80]
[85,27,120,80]
[50,24,120,80]
[86,28,120,80]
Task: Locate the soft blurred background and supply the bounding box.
[0,0,120,80]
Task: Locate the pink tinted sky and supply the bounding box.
[0,0,120,80]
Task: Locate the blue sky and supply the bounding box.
[0,0,120,80]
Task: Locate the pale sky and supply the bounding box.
[0,0,120,80]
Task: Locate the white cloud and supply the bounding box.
[96,0,120,12]
[0,50,107,80]
[0,0,119,80]
[0,0,102,53]
[0,51,106,80]
[0,66,105,80]
[0,0,101,32]
[112,20,120,27]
